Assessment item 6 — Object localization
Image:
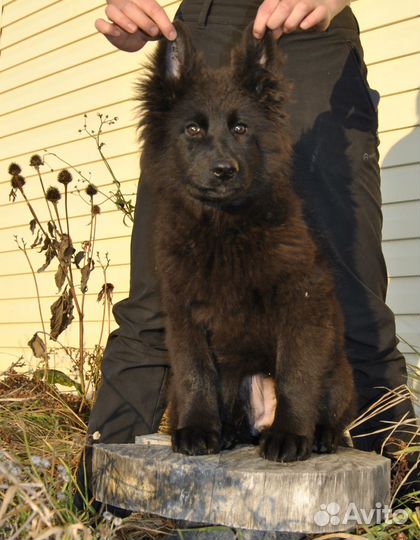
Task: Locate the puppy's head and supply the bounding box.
[139,21,291,208]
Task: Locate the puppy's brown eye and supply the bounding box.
[233,122,248,135]
[185,123,202,137]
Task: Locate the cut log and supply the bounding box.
[165,526,308,539]
[92,433,390,534]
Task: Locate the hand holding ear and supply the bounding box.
[253,0,351,40]
[95,0,177,52]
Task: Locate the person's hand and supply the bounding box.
[95,0,177,52]
[253,0,351,39]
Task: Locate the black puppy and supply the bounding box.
[138,21,356,462]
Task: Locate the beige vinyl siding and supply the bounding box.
[0,1,419,379]
[352,0,420,374]
[0,0,180,371]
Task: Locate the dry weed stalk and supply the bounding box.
[6,113,130,403]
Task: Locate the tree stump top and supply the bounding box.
[93,433,390,534]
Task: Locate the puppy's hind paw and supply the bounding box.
[172,426,221,456]
[259,430,312,462]
[220,423,237,450]
[313,424,339,454]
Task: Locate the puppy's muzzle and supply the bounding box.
[211,159,239,182]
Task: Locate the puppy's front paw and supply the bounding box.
[259,430,312,462]
[172,426,221,455]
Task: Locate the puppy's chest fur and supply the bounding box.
[186,228,281,328]
[156,207,332,360]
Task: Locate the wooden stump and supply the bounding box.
[92,433,390,535]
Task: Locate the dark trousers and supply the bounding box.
[79,1,419,504]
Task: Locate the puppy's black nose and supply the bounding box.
[212,160,239,180]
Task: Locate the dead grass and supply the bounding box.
[0,369,185,539]
[0,367,419,540]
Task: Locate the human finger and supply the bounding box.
[266,1,295,40]
[121,1,163,37]
[105,3,140,33]
[300,4,330,31]
[253,0,280,38]
[283,2,313,34]
[133,0,177,40]
[95,17,122,38]
[95,17,150,52]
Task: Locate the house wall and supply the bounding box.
[0,0,181,372]
[0,2,419,386]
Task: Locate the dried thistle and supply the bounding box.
[8,162,22,175]
[37,237,56,272]
[46,186,61,204]
[97,283,114,304]
[29,154,43,169]
[10,175,26,189]
[81,262,92,293]
[50,288,74,340]
[86,183,98,198]
[27,333,48,361]
[92,204,101,215]
[57,169,72,185]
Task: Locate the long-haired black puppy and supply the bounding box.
[138,21,356,462]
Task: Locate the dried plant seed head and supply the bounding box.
[57,169,73,185]
[86,183,98,197]
[29,154,43,168]
[11,175,26,189]
[46,186,61,203]
[8,163,22,175]
[92,204,101,215]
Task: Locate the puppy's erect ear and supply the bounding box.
[156,20,196,82]
[138,20,199,120]
[231,23,288,111]
[138,21,200,141]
